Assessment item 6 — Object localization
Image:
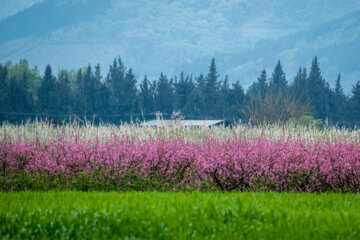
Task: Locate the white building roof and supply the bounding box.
[141,120,224,127]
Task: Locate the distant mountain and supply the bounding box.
[0,0,111,44]
[180,10,360,91]
[0,0,359,91]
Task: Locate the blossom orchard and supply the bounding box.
[1,133,360,192]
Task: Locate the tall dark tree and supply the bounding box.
[187,74,206,118]
[216,75,230,117]
[83,65,95,115]
[349,81,360,125]
[174,72,195,114]
[229,80,246,119]
[57,70,73,115]
[7,73,33,118]
[248,69,268,100]
[155,73,174,115]
[306,57,330,119]
[330,74,347,123]
[335,74,345,97]
[107,57,127,115]
[74,69,84,115]
[81,64,103,116]
[37,65,58,115]
[291,68,307,99]
[122,68,138,115]
[139,75,155,117]
[93,64,109,116]
[204,58,220,117]
[269,61,287,95]
[0,64,8,121]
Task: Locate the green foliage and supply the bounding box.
[269,60,287,95]
[289,115,324,130]
[1,192,360,239]
[0,168,200,192]
[155,72,174,115]
[1,57,360,127]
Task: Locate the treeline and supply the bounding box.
[0,57,359,126]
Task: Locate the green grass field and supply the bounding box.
[1,192,359,239]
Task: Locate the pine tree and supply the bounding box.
[107,57,126,115]
[139,75,155,117]
[204,58,220,117]
[291,67,308,103]
[155,72,174,115]
[349,81,360,126]
[83,65,94,115]
[122,68,138,115]
[229,80,245,119]
[269,61,287,95]
[257,69,267,100]
[187,74,206,118]
[6,72,33,123]
[307,56,330,119]
[174,72,194,113]
[57,70,73,115]
[248,69,267,100]
[37,65,58,115]
[0,64,8,121]
[330,74,346,124]
[93,64,108,116]
[216,74,230,117]
[74,69,85,115]
[335,74,345,97]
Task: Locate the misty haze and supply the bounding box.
[0,0,360,126]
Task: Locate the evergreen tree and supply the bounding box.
[37,65,58,115]
[187,74,206,118]
[306,57,330,119]
[257,69,268,100]
[82,64,103,116]
[335,74,345,97]
[247,69,267,100]
[74,69,85,115]
[6,72,33,122]
[155,72,174,115]
[139,75,155,117]
[93,64,109,116]
[98,83,111,119]
[83,65,94,115]
[122,68,138,115]
[57,70,73,115]
[290,67,309,109]
[331,74,347,124]
[174,72,194,114]
[0,64,8,121]
[204,58,220,117]
[216,75,230,117]
[269,61,287,95]
[228,80,245,119]
[349,81,360,126]
[106,57,129,117]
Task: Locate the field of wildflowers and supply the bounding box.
[1,121,360,192]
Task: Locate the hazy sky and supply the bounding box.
[0,0,44,20]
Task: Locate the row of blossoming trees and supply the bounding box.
[1,131,360,192]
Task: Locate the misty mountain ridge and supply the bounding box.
[0,0,359,92]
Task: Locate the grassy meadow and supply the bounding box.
[1,191,360,239]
